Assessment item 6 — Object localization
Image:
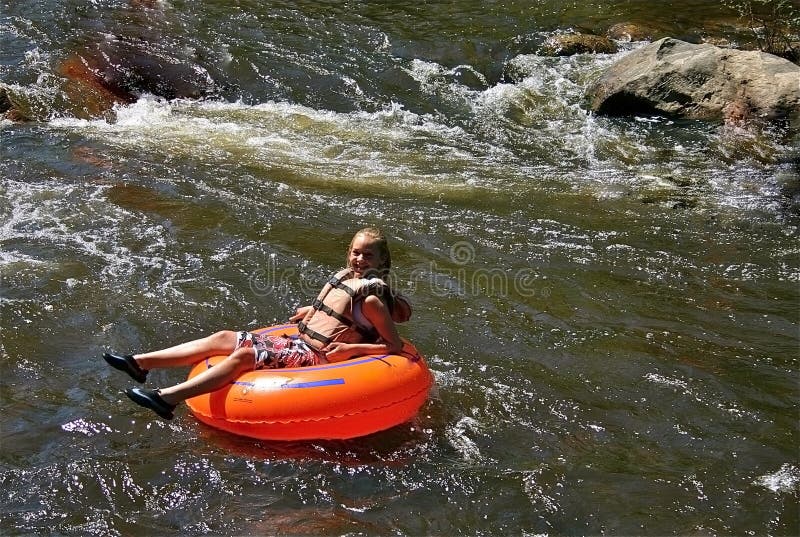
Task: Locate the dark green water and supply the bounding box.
[1,1,798,535]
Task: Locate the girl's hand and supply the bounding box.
[290,305,312,322]
[322,342,354,362]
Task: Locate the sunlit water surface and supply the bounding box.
[1,1,798,535]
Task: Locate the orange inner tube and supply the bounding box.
[185,324,433,441]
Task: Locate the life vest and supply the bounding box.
[297,269,391,350]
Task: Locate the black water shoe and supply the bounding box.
[125,387,176,420]
[103,352,148,383]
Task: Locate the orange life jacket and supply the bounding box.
[298,269,391,350]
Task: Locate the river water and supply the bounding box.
[1,1,798,535]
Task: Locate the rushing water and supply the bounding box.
[2,1,799,535]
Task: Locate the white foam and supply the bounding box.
[39,48,796,217]
[753,464,800,493]
[61,419,113,436]
[446,416,484,462]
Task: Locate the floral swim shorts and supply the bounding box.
[235,331,325,369]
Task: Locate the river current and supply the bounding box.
[1,1,798,535]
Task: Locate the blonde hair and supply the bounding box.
[347,226,392,277]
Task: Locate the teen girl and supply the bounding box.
[103,227,411,420]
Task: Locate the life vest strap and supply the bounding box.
[297,321,332,345]
[331,280,357,297]
[311,298,353,326]
[312,298,380,340]
[299,269,387,347]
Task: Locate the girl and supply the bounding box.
[104,227,411,420]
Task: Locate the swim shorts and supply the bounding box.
[235,331,325,369]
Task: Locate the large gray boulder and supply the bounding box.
[587,38,800,125]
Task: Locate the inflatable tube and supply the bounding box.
[185,324,433,441]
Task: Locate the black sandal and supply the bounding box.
[103,353,148,383]
[125,387,176,420]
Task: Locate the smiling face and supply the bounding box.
[348,234,386,278]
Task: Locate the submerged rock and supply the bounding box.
[0,86,12,115]
[3,39,218,121]
[59,37,217,110]
[587,38,800,126]
[1,84,33,122]
[540,33,618,56]
[606,22,660,42]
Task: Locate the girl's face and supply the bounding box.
[348,234,384,277]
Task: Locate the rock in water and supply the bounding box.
[587,38,800,125]
[540,33,618,56]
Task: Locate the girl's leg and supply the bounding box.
[134,330,239,370]
[157,347,255,405]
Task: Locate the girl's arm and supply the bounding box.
[392,294,412,323]
[323,295,403,362]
